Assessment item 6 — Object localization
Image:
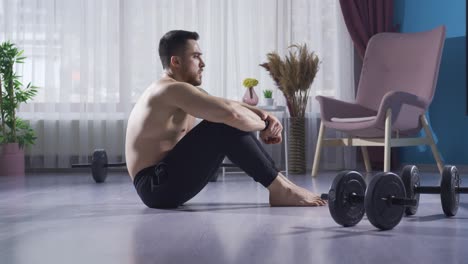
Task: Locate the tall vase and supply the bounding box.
[0,143,25,176]
[242,87,259,106]
[288,117,306,174]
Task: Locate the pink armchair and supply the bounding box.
[312,26,446,177]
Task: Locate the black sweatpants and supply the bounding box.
[133,120,280,208]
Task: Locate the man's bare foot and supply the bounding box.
[267,173,326,207]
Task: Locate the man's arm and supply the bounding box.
[230,100,269,121]
[228,99,285,141]
[165,83,267,132]
[198,88,268,121]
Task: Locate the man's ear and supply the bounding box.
[170,56,181,68]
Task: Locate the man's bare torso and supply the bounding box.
[125,79,195,180]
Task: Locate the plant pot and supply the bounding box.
[242,87,259,106]
[264,98,274,106]
[0,143,25,176]
[287,117,306,174]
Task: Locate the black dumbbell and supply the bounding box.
[71,149,126,183]
[364,172,418,230]
[321,171,367,227]
[322,170,416,230]
[401,164,462,217]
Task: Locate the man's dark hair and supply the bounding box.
[158,30,199,69]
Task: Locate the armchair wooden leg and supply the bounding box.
[312,122,325,177]
[384,109,392,172]
[361,146,372,173]
[421,115,444,174]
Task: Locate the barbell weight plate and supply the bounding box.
[328,171,366,227]
[400,165,420,216]
[365,172,405,230]
[441,165,459,217]
[91,149,108,183]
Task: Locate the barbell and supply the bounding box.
[71,149,126,183]
[72,149,233,183]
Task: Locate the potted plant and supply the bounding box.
[0,41,38,176]
[262,89,274,106]
[260,44,320,174]
[242,78,259,106]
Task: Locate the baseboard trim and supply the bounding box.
[317,163,468,175]
[24,164,468,175]
[400,163,468,174]
[26,168,128,174]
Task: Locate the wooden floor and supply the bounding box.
[0,170,467,264]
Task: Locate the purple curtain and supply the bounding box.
[339,0,396,59]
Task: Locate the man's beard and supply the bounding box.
[186,73,202,86]
[180,64,202,86]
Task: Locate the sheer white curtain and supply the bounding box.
[1,0,354,170]
[290,0,356,170]
[1,0,122,168]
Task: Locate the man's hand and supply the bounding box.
[260,114,283,144]
[265,114,282,136]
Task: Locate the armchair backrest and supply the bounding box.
[356,26,446,111]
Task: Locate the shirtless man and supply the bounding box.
[125,30,326,209]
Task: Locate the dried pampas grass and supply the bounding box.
[260,44,320,117]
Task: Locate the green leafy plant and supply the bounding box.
[0,41,38,148]
[263,89,273,99]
